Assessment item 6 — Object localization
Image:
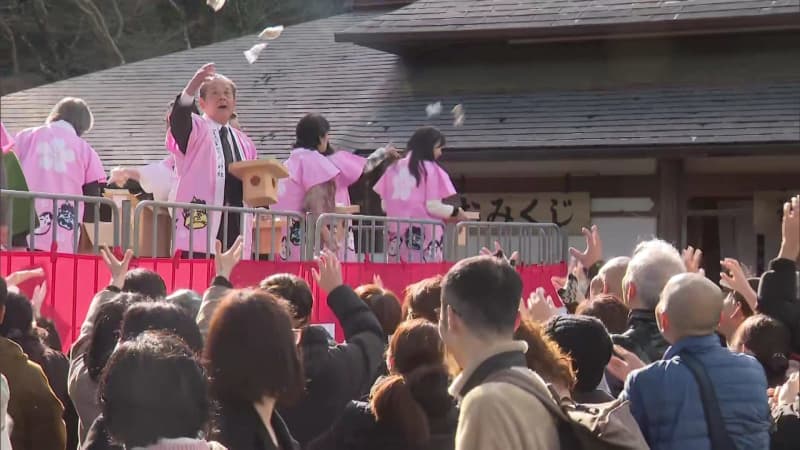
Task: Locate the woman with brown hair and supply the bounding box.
[204,290,304,450]
[512,318,576,398]
[355,283,402,337]
[308,319,458,450]
[402,275,443,323]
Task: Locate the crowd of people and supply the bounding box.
[0,194,797,450]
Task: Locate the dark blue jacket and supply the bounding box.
[621,334,770,450]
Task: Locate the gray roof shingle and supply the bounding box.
[1,10,798,171]
[337,0,800,47]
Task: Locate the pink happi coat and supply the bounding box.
[327,151,366,260]
[14,120,107,253]
[272,148,339,260]
[373,156,456,262]
[166,114,257,256]
[1,122,13,153]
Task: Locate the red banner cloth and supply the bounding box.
[1,250,565,352]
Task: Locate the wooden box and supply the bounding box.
[229,159,290,207]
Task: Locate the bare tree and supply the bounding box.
[72,0,125,64]
[0,16,18,74]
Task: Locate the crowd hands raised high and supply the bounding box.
[1,195,799,450]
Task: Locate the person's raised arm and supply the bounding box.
[313,250,384,397]
[197,236,243,337]
[758,195,800,351]
[170,63,215,154]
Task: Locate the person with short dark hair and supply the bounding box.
[83,300,205,450]
[260,273,315,327]
[309,319,458,450]
[205,290,303,450]
[355,283,402,337]
[100,331,220,450]
[121,268,167,299]
[69,292,145,446]
[576,294,630,334]
[0,291,78,448]
[120,301,203,353]
[544,315,615,403]
[730,314,792,387]
[0,278,67,450]
[167,288,202,320]
[402,275,443,323]
[440,256,559,450]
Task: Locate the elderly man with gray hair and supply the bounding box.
[621,273,770,450]
[612,239,686,364]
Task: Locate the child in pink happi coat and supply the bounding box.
[13,98,107,253]
[167,63,257,258]
[374,126,466,262]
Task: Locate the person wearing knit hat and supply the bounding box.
[544,315,615,404]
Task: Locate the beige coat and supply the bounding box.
[449,341,560,450]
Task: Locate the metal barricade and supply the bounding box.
[315,213,446,263]
[449,222,565,264]
[132,200,306,260]
[0,189,121,254]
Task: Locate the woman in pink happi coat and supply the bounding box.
[13,98,107,253]
[167,63,257,258]
[272,114,340,261]
[273,114,399,261]
[374,126,466,262]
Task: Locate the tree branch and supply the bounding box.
[72,0,125,65]
[0,16,19,74]
[110,0,124,40]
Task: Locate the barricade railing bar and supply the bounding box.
[449,221,565,265]
[2,191,567,264]
[1,189,121,254]
[132,200,306,260]
[315,213,447,263]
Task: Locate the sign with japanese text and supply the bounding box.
[459,192,591,235]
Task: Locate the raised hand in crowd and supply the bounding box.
[682,245,704,275]
[779,195,799,262]
[480,241,519,266]
[720,257,758,311]
[313,248,344,294]
[31,281,47,319]
[606,344,646,383]
[99,247,133,289]
[5,267,45,287]
[520,287,559,324]
[569,224,603,269]
[214,236,243,280]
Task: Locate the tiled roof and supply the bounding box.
[337,0,800,48]
[1,10,798,171]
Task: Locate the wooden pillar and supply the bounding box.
[657,159,684,246]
